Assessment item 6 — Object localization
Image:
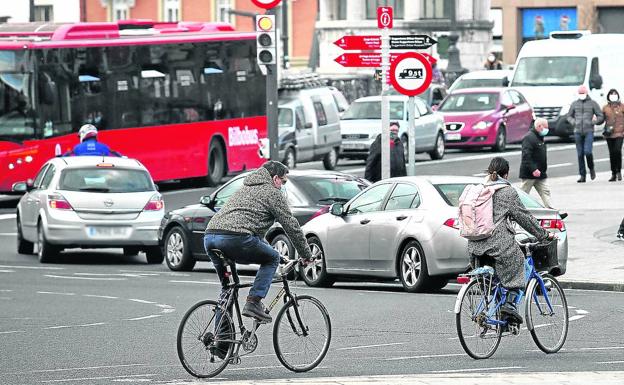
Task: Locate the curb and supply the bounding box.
[559,280,624,292]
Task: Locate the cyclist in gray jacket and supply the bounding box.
[566,85,604,182]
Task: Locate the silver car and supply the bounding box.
[301,176,568,293]
[13,156,164,264]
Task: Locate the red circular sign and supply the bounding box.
[251,0,282,10]
[389,52,432,97]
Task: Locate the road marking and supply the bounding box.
[129,298,157,304]
[0,330,25,335]
[83,294,119,299]
[0,264,64,270]
[0,232,17,236]
[0,213,16,221]
[550,162,573,168]
[168,280,220,285]
[337,342,405,351]
[37,291,75,296]
[579,346,624,351]
[384,353,465,361]
[41,373,157,383]
[3,364,149,376]
[44,274,126,281]
[0,269,14,273]
[595,158,609,162]
[0,289,13,292]
[125,314,162,321]
[44,322,107,330]
[598,361,624,364]
[569,315,585,321]
[429,366,523,374]
[576,309,589,315]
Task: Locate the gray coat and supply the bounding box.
[467,180,549,289]
[567,97,604,134]
[206,168,313,260]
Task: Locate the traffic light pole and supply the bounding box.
[267,63,279,161]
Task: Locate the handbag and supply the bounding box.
[603,125,613,137]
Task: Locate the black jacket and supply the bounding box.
[364,134,407,183]
[519,129,547,179]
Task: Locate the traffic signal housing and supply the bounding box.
[256,14,276,65]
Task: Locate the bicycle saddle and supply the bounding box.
[210,249,234,265]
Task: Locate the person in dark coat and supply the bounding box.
[364,122,407,183]
[601,88,624,182]
[618,217,624,239]
[567,85,605,183]
[519,118,552,208]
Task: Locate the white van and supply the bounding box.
[278,87,343,169]
[510,31,624,138]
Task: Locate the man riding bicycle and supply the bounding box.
[204,161,313,323]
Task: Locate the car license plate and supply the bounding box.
[87,226,131,238]
[446,133,461,141]
[342,143,368,150]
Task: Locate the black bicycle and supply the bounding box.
[177,250,332,378]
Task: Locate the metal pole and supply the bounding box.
[380,27,390,180]
[407,96,416,176]
[29,0,35,22]
[281,0,289,69]
[267,64,279,161]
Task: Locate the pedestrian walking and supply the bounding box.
[483,52,503,70]
[618,217,624,239]
[566,85,604,183]
[519,118,554,208]
[364,122,407,183]
[602,88,624,181]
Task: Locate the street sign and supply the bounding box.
[334,53,402,68]
[377,6,393,29]
[251,0,281,9]
[389,35,437,50]
[389,52,433,97]
[333,35,381,50]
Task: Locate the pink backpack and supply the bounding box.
[458,183,508,241]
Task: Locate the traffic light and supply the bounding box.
[256,14,276,65]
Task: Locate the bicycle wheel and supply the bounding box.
[456,279,502,359]
[526,275,569,354]
[273,295,331,372]
[177,300,235,378]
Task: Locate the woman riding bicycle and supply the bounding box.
[467,157,555,324]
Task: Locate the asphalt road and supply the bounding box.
[0,139,621,384]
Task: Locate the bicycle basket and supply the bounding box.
[524,239,559,273]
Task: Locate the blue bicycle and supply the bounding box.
[454,238,569,359]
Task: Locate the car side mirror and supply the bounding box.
[502,76,509,87]
[330,202,344,216]
[200,194,216,211]
[589,75,603,90]
[503,104,516,111]
[12,181,31,193]
[304,122,313,129]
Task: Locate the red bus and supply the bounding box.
[0,21,267,193]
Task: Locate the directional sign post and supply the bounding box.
[333,34,437,51]
[390,52,433,176]
[378,6,392,181]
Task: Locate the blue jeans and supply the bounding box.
[575,131,594,176]
[204,233,280,298]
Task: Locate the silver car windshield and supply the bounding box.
[59,168,154,193]
[342,101,404,120]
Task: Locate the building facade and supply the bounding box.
[0,0,80,23]
[82,0,317,68]
[491,0,624,64]
[317,0,494,74]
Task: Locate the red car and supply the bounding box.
[437,88,534,152]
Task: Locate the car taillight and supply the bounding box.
[540,219,565,231]
[48,194,73,210]
[444,218,460,230]
[307,206,330,223]
[144,194,164,211]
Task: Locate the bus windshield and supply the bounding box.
[512,57,587,86]
[0,73,35,142]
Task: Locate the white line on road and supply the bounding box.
[0,233,17,236]
[168,280,220,285]
[40,373,157,383]
[82,294,119,299]
[128,298,157,304]
[0,330,25,335]
[598,361,624,364]
[0,213,16,221]
[550,162,574,168]
[0,269,14,273]
[12,364,147,375]
[384,353,465,361]
[44,322,107,330]
[0,264,64,270]
[125,314,162,321]
[569,315,586,321]
[0,289,13,292]
[44,274,126,281]
[337,342,406,351]
[595,158,609,162]
[580,346,624,351]
[429,366,523,374]
[37,291,75,296]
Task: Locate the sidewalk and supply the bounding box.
[165,371,624,385]
[520,171,624,291]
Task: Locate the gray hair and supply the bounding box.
[534,118,548,129]
[262,161,289,178]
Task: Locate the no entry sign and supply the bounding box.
[251,0,281,9]
[389,52,432,97]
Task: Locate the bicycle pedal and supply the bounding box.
[229,356,242,365]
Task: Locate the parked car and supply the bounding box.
[301,175,567,293]
[437,88,533,152]
[158,169,369,271]
[13,156,165,263]
[328,86,350,116]
[340,95,446,161]
[278,86,343,170]
[389,83,448,108]
[448,69,512,93]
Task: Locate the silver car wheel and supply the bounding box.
[273,239,290,258]
[37,226,43,259]
[402,247,422,287]
[304,243,323,282]
[436,134,445,156]
[166,232,184,266]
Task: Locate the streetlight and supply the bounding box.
[444,0,467,87]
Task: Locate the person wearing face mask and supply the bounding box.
[567,85,604,183]
[483,52,503,70]
[519,118,557,209]
[204,161,313,324]
[365,122,407,183]
[602,89,624,181]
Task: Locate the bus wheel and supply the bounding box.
[206,140,225,187]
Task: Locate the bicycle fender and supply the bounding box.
[454,281,472,314]
[524,278,539,332]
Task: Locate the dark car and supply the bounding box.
[158,169,370,271]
